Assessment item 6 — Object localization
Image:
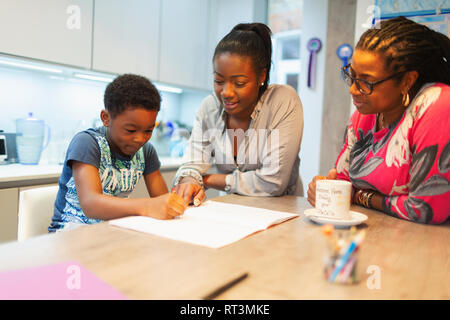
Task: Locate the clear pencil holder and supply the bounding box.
[322,225,364,285]
[323,246,360,284]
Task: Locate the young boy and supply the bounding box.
[49,74,186,232]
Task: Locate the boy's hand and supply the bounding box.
[172,177,206,207]
[307,168,337,207]
[142,192,187,219]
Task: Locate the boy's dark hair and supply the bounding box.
[357,16,450,100]
[213,23,273,98]
[104,74,161,117]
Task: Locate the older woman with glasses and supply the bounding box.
[307,17,450,224]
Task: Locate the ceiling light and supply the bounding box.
[156,84,183,94]
[73,73,115,82]
[0,59,63,74]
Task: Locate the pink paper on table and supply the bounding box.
[0,261,127,300]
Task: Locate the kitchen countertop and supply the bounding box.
[0,156,184,189]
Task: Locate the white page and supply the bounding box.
[185,201,298,229]
[109,201,299,248]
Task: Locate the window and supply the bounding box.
[268,0,303,91]
[282,37,300,60]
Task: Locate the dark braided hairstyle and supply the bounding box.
[213,23,272,98]
[356,16,450,100]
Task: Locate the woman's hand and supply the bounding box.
[307,168,337,207]
[141,192,187,219]
[172,177,206,206]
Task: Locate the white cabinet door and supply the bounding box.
[93,0,160,80]
[0,188,18,244]
[159,0,210,90]
[0,0,93,68]
[207,0,268,87]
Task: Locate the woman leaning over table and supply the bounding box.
[172,23,304,205]
[308,17,450,224]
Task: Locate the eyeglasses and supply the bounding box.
[341,64,406,95]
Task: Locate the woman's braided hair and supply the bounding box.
[356,16,450,99]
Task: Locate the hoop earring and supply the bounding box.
[402,92,410,107]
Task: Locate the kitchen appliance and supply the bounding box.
[0,131,18,164]
[0,135,6,162]
[15,113,51,165]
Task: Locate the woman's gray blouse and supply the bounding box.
[173,84,304,196]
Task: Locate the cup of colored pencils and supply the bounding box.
[321,224,365,284]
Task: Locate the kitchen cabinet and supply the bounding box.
[206,0,268,86]
[0,0,93,69]
[92,0,160,80]
[93,0,267,90]
[0,183,58,244]
[0,188,19,244]
[159,0,210,90]
[93,0,211,90]
[0,0,266,91]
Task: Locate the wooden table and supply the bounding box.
[0,194,449,300]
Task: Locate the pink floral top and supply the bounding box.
[335,83,450,224]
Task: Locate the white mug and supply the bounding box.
[316,179,352,220]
